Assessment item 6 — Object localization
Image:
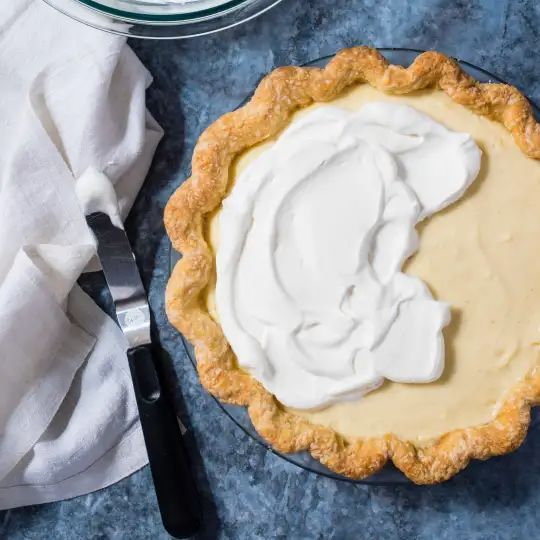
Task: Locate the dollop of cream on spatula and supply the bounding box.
[75,166,123,229]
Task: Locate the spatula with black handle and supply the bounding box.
[86,211,200,539]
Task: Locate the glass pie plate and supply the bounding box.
[42,0,283,39]
[169,48,540,484]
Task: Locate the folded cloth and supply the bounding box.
[0,0,163,509]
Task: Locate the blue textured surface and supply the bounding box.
[3,1,540,538]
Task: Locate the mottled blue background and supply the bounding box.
[2,0,540,538]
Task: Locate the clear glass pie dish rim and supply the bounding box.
[168,47,540,485]
[41,0,283,39]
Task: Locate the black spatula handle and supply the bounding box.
[127,344,200,538]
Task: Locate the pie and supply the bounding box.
[165,47,540,484]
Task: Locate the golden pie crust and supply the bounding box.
[165,47,540,484]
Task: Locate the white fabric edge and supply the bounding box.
[0,424,146,510]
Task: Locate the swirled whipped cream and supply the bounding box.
[216,102,481,409]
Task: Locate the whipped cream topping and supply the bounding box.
[216,102,481,409]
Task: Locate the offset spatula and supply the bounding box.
[86,212,200,539]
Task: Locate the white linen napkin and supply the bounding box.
[0,1,163,509]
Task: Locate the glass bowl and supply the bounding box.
[42,0,283,39]
[169,48,540,484]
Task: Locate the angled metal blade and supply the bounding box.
[86,212,151,348]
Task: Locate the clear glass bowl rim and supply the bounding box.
[42,0,284,39]
[77,0,253,23]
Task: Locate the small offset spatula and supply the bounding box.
[86,212,200,539]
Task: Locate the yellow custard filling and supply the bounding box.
[205,84,540,444]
